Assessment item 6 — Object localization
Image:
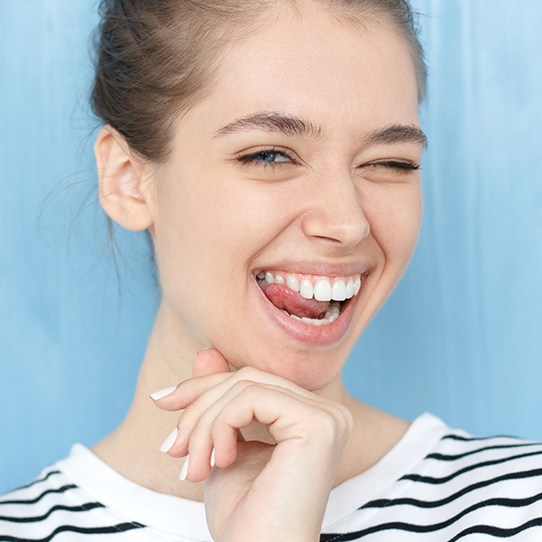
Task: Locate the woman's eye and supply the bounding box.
[362,160,421,174]
[237,148,294,168]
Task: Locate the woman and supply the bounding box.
[1,0,541,540]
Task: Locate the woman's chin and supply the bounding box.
[224,349,346,392]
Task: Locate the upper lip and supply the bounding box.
[253,260,373,278]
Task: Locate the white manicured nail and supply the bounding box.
[159,428,179,453]
[179,455,190,481]
[150,386,177,401]
[210,448,216,468]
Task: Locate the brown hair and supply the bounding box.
[91,0,426,163]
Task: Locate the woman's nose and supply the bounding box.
[300,172,370,251]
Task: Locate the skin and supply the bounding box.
[92,3,424,541]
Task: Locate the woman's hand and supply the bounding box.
[152,348,353,542]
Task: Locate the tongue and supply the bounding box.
[259,281,330,319]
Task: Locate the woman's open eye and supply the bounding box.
[237,148,295,169]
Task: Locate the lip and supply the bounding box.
[253,272,367,346]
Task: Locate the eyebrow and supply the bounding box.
[214,111,322,139]
[214,111,427,148]
[363,124,428,148]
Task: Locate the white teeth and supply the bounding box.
[282,300,341,326]
[313,279,332,302]
[299,279,314,300]
[258,270,363,301]
[331,280,347,301]
[354,276,361,296]
[285,274,300,292]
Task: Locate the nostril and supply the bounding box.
[301,209,370,248]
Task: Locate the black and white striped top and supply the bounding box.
[1,413,542,541]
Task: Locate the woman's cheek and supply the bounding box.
[363,182,422,261]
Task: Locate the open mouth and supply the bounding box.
[255,270,363,327]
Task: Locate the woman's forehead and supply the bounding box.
[182,7,419,138]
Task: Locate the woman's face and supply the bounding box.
[146,5,424,391]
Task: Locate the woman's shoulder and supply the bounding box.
[0,445,165,542]
[0,444,210,541]
[0,447,147,541]
[418,414,542,485]
[322,413,542,541]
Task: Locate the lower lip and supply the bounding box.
[253,277,363,346]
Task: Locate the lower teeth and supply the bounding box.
[283,301,342,326]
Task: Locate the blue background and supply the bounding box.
[1,1,541,493]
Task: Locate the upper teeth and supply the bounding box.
[257,271,362,301]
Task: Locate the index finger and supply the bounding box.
[152,372,231,411]
[151,348,233,411]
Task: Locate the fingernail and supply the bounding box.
[150,386,177,401]
[159,427,179,453]
[210,447,216,468]
[179,455,190,481]
[193,347,212,361]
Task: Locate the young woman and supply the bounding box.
[1,1,541,540]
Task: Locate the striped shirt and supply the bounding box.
[1,413,541,541]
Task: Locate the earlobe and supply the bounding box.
[94,125,154,231]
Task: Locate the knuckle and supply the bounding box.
[336,404,354,434]
[238,382,261,399]
[179,403,198,428]
[308,406,353,445]
[313,410,338,437]
[231,379,256,394]
[188,412,214,443]
[210,413,230,437]
[179,403,193,421]
[236,366,261,380]
[209,415,221,435]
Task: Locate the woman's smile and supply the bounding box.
[253,270,367,346]
[252,266,369,344]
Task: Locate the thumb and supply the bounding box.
[193,348,230,377]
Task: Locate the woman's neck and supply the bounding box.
[91,302,410,501]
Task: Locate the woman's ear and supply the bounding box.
[94,125,154,231]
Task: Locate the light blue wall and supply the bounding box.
[344,0,542,438]
[0,2,157,492]
[1,1,541,493]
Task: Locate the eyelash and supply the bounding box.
[237,148,296,169]
[237,148,420,173]
[364,160,421,173]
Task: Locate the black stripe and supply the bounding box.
[0,502,104,523]
[402,451,542,484]
[0,521,145,542]
[448,517,542,542]
[363,468,542,510]
[321,493,542,541]
[441,433,522,442]
[427,442,542,461]
[0,485,77,506]
[6,471,62,493]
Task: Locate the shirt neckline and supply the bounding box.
[56,412,448,540]
[56,445,211,541]
[322,412,448,529]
